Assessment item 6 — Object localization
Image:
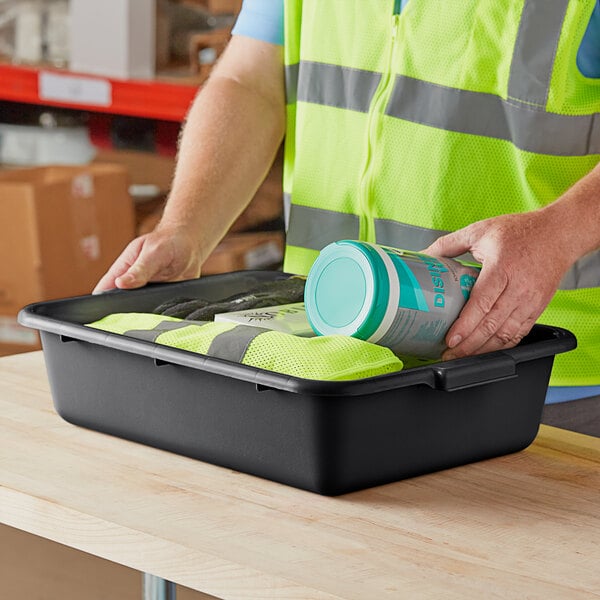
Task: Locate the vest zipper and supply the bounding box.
[357,12,401,243]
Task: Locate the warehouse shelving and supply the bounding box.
[0,62,199,122]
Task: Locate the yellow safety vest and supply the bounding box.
[281,0,600,386]
[86,312,405,380]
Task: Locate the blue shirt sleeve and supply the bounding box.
[577,1,600,77]
[232,0,284,46]
[232,1,600,75]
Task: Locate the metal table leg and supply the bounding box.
[142,573,177,600]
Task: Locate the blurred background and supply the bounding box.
[0,0,284,359]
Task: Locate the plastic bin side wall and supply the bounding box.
[41,333,337,493]
[41,332,553,495]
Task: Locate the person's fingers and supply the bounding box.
[471,312,527,354]
[441,265,510,357]
[93,270,120,294]
[92,238,145,293]
[466,310,537,356]
[114,261,151,289]
[94,228,203,294]
[114,237,170,289]
[93,255,136,293]
[442,264,548,360]
[423,229,472,259]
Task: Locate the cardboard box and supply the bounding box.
[0,164,135,355]
[93,149,176,194]
[197,0,243,14]
[69,0,156,79]
[134,193,167,235]
[134,153,283,237]
[202,231,284,275]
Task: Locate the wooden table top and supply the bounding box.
[0,351,599,600]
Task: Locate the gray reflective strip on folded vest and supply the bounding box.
[286,204,360,250]
[296,61,381,113]
[508,0,570,108]
[124,321,267,362]
[123,320,202,342]
[206,325,268,363]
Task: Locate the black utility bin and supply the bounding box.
[18,271,576,495]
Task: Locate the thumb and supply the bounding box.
[114,246,156,289]
[115,262,150,289]
[423,229,471,258]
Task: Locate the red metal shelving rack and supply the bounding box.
[0,63,199,122]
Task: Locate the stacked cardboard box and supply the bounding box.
[94,149,175,189]
[197,0,243,14]
[201,231,284,275]
[129,151,285,275]
[70,0,156,79]
[0,164,135,356]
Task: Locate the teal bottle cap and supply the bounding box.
[305,240,390,339]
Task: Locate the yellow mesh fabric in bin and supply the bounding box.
[242,331,404,380]
[156,321,236,354]
[87,312,181,334]
[87,313,404,381]
[87,313,237,355]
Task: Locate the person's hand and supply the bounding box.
[423,210,576,360]
[93,224,203,293]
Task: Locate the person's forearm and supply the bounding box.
[539,163,600,262]
[159,37,286,264]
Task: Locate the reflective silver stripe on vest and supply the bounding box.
[290,60,600,156]
[375,219,449,252]
[385,75,600,156]
[286,0,593,157]
[508,0,570,107]
[285,204,360,250]
[123,320,201,342]
[297,61,381,113]
[285,62,299,105]
[375,219,476,264]
[286,206,598,291]
[377,217,599,290]
[207,325,267,363]
[559,249,600,290]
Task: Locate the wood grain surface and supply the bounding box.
[0,352,598,600]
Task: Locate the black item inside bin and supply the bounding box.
[18,271,577,495]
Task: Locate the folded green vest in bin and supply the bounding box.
[87,313,404,381]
